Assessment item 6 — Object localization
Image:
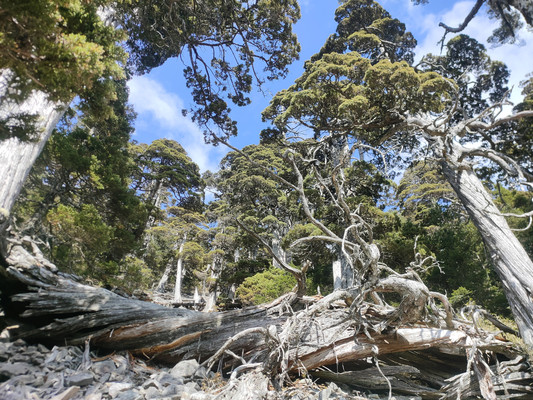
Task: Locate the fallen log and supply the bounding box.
[2,237,532,399]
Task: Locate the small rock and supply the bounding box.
[142,379,163,390]
[143,386,161,399]
[184,381,199,393]
[318,385,333,400]
[116,389,142,400]
[108,382,134,398]
[189,393,215,400]
[85,394,103,400]
[194,366,209,379]
[99,372,112,383]
[66,372,93,387]
[0,343,10,361]
[49,386,80,400]
[92,359,117,376]
[162,383,184,397]
[12,339,26,347]
[170,359,200,378]
[113,355,130,374]
[0,361,32,377]
[154,371,184,387]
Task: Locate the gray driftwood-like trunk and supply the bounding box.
[442,161,533,347]
[0,74,67,227]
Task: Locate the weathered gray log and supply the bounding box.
[311,365,441,399]
[440,356,533,399]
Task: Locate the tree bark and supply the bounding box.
[155,263,173,293]
[173,239,186,303]
[0,75,67,228]
[332,249,354,290]
[441,161,533,347]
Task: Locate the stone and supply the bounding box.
[193,366,209,379]
[170,359,200,378]
[108,382,134,398]
[184,381,199,393]
[154,371,184,387]
[66,372,94,387]
[49,386,80,400]
[115,389,143,400]
[85,394,103,400]
[189,393,215,400]
[0,343,10,361]
[161,384,184,397]
[92,359,117,376]
[318,385,333,400]
[0,361,32,377]
[143,386,161,399]
[99,372,112,383]
[113,355,130,374]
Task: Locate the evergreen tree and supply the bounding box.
[263,0,533,345]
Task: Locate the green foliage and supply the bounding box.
[263,49,452,145]
[376,209,510,315]
[118,0,300,140]
[46,204,115,281]
[13,79,148,280]
[0,0,126,132]
[397,160,458,222]
[494,187,533,257]
[236,267,298,306]
[315,0,416,63]
[144,206,208,291]
[110,256,155,293]
[421,35,509,123]
[131,139,204,212]
[449,287,473,308]
[220,258,271,288]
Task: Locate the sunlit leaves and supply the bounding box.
[118,0,301,140]
[0,0,126,103]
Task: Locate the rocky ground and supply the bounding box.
[0,337,391,400]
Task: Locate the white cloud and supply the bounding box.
[127,76,227,173]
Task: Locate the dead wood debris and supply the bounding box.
[1,237,533,399]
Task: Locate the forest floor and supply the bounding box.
[0,333,389,400]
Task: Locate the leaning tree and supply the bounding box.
[263,0,533,346]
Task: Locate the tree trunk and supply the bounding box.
[332,249,354,290]
[271,235,286,269]
[508,0,533,25]
[173,240,186,303]
[441,161,533,347]
[155,263,173,293]
[0,76,67,228]
[203,257,222,312]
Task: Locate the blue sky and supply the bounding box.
[127,0,533,173]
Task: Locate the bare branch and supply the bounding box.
[438,0,486,34]
[466,110,533,131]
[290,235,357,249]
